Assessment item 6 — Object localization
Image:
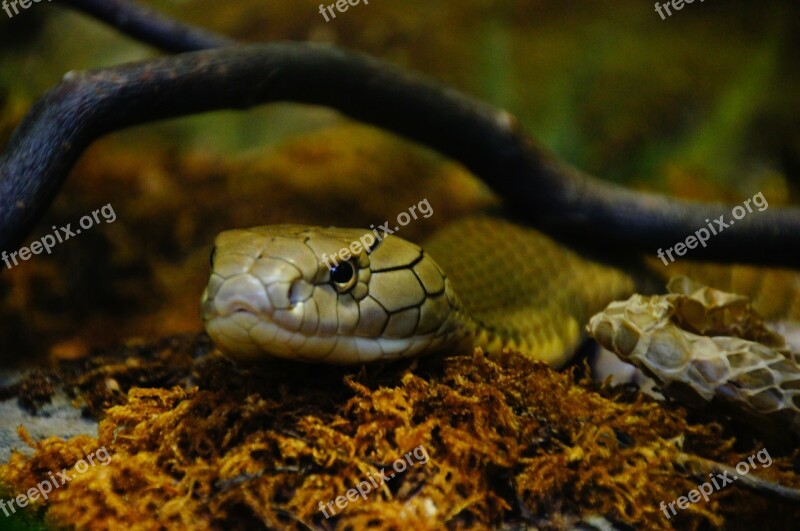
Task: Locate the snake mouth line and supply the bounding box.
[204,310,434,364]
[203,292,453,365]
[204,312,332,362]
[202,279,428,364]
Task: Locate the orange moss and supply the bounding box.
[3,341,798,530]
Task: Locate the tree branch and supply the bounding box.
[1,1,797,267]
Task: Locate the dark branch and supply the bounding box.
[1,3,798,267]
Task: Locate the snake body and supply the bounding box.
[201,215,635,366]
[202,215,800,434]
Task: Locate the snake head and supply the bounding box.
[201,225,460,364]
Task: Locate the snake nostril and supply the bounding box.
[214,275,271,316]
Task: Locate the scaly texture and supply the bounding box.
[202,225,464,363]
[202,215,636,367]
[588,277,800,436]
[422,215,636,367]
[644,259,800,322]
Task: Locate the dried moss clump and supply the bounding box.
[2,343,800,530]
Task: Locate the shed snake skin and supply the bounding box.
[201,215,800,432]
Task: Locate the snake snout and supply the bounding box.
[211,274,271,318]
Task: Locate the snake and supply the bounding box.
[200,213,800,437]
[200,215,637,366]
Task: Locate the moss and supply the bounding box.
[2,339,798,529]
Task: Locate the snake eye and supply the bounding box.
[330,261,357,292]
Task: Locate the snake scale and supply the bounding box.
[201,213,800,435]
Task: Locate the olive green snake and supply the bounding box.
[201,215,635,366]
[200,214,800,438]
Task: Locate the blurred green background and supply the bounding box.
[0,0,798,362]
[3,0,798,194]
